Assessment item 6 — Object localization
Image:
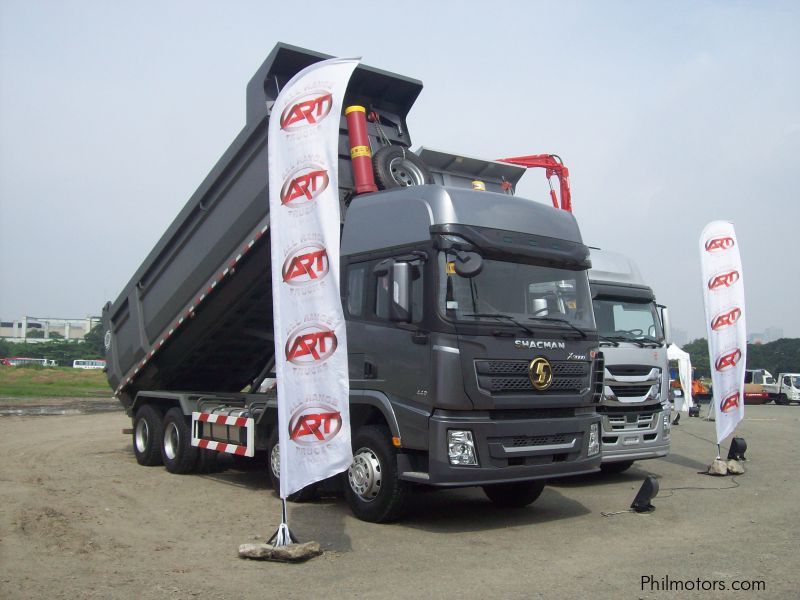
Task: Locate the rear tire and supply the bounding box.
[267,429,318,502]
[482,480,546,508]
[196,448,219,473]
[161,407,199,474]
[344,425,409,523]
[133,404,163,466]
[600,460,634,474]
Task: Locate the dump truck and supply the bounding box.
[102,43,604,522]
[588,250,671,473]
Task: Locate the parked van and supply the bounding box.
[73,359,106,370]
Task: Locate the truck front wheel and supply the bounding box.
[600,460,633,474]
[133,404,163,466]
[344,425,409,523]
[775,394,790,405]
[600,460,634,474]
[482,481,546,508]
[161,408,199,474]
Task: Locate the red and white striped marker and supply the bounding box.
[190,411,255,457]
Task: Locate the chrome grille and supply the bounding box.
[607,411,657,431]
[609,384,654,397]
[607,365,653,377]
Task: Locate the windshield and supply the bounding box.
[592,297,664,344]
[437,252,595,330]
[790,376,800,388]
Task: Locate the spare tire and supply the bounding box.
[373,145,434,189]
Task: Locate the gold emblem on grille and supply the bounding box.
[529,357,553,391]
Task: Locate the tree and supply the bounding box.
[681,337,800,378]
[683,338,711,378]
[83,323,106,358]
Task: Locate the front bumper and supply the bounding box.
[410,410,602,486]
[600,408,670,463]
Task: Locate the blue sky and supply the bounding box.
[1,0,798,341]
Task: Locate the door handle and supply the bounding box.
[364,361,377,379]
[412,330,429,345]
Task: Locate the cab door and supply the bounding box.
[344,255,432,449]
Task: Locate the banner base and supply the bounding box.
[238,540,322,562]
[267,521,297,547]
[707,458,729,476]
[268,498,297,547]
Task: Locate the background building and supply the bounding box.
[0,316,101,343]
[747,327,784,345]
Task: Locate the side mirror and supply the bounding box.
[390,262,412,323]
[454,251,483,278]
[659,305,671,345]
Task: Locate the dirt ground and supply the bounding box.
[0,403,797,599]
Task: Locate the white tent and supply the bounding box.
[667,343,694,412]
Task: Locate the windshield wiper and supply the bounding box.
[640,339,663,348]
[463,313,536,336]
[598,335,619,347]
[528,316,587,339]
[603,334,645,347]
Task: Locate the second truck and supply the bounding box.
[589,250,671,473]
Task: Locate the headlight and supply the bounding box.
[662,412,671,440]
[588,423,600,456]
[447,430,478,466]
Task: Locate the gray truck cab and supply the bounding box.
[588,250,671,472]
[342,179,604,491]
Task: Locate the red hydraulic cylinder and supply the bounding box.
[345,105,378,194]
[498,154,573,213]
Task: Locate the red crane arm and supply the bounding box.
[497,154,572,213]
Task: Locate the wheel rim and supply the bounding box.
[348,446,382,501]
[388,156,425,187]
[164,422,179,461]
[270,443,280,479]
[135,419,149,454]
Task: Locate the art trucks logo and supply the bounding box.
[719,390,741,413]
[288,404,342,445]
[285,323,338,365]
[280,90,333,131]
[280,164,329,207]
[714,348,742,372]
[710,307,742,331]
[282,243,329,286]
[708,269,740,290]
[704,236,735,252]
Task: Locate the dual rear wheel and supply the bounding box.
[132,405,215,473]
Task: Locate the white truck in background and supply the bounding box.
[763,373,800,405]
[589,250,671,473]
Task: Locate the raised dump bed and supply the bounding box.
[102,43,423,410]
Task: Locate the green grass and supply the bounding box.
[0,366,113,398]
